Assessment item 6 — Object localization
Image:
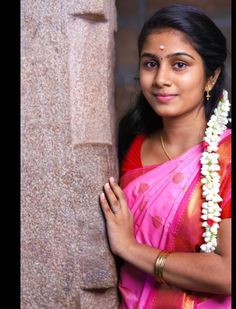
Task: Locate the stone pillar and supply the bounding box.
[21,0,118,308]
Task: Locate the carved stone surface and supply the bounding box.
[21,0,118,308]
[67,17,116,145]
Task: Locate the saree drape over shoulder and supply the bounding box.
[118,129,231,309]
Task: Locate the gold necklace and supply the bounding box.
[160,134,172,160]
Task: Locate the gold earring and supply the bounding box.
[205,87,211,101]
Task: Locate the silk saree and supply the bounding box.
[118,129,231,309]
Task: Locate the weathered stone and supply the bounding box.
[21,0,118,308]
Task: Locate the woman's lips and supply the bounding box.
[155,94,177,103]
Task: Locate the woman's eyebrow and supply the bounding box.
[141,52,195,60]
[168,52,195,60]
[141,53,159,59]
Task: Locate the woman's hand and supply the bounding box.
[99,177,136,257]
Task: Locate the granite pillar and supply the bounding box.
[21,0,118,307]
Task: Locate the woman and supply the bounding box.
[100,4,231,308]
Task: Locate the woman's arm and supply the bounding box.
[100,177,231,295]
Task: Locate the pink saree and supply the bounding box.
[118,129,231,309]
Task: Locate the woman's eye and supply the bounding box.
[173,62,187,70]
[144,61,158,68]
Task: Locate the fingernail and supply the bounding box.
[110,177,115,182]
[105,183,110,189]
[100,192,105,199]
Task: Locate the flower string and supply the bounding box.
[200,89,231,252]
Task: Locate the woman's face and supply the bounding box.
[139,29,208,120]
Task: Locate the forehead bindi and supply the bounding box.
[142,30,198,57]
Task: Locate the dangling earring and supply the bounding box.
[205,86,211,101]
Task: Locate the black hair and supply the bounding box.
[118,4,230,165]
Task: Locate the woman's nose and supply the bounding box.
[153,64,171,87]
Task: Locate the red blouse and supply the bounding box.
[121,135,145,176]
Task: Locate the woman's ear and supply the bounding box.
[205,68,221,94]
[212,67,221,83]
[208,68,221,88]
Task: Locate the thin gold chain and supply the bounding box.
[160,134,172,160]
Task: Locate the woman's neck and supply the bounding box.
[161,112,207,155]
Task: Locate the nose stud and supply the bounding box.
[159,45,164,50]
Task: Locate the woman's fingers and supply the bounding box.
[109,177,126,204]
[100,177,127,217]
[99,192,114,219]
[99,178,135,256]
[103,182,121,213]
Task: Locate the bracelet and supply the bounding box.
[154,250,170,284]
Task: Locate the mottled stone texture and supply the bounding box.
[21,0,118,308]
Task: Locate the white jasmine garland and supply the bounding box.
[200,89,231,253]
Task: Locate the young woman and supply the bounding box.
[100,4,231,308]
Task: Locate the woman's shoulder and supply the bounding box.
[120,134,146,176]
[218,129,231,219]
[218,129,231,176]
[219,129,231,157]
[131,134,146,146]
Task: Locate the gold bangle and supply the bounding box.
[154,250,170,284]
